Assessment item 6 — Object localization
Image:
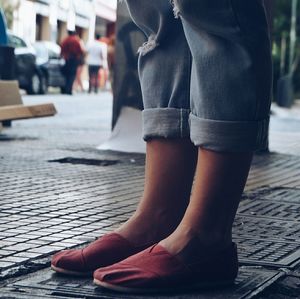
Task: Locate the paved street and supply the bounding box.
[0,92,300,298]
[270,100,300,156]
[4,91,114,147]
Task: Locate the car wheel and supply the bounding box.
[39,75,48,94]
[27,73,41,95]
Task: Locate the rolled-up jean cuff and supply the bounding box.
[143,108,190,140]
[190,114,270,152]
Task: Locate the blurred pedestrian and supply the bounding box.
[99,36,110,89]
[73,38,86,93]
[107,34,115,90]
[92,34,115,90]
[60,31,84,95]
[86,34,107,93]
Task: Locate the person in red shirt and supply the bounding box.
[61,31,84,95]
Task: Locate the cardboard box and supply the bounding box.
[0,104,57,121]
[0,80,57,122]
[0,80,23,106]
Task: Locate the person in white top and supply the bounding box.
[86,34,107,93]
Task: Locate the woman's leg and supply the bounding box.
[52,0,197,275]
[88,66,93,93]
[115,0,198,246]
[73,65,84,92]
[77,65,84,91]
[159,0,272,254]
[95,67,100,93]
[160,149,253,256]
[116,139,197,246]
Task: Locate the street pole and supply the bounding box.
[280,34,287,77]
[264,0,273,33]
[289,0,298,74]
[276,0,298,108]
[260,0,274,152]
[0,8,8,45]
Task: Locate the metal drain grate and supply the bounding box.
[2,268,281,299]
[238,200,300,220]
[248,187,300,203]
[234,216,300,242]
[237,238,300,267]
[234,187,300,267]
[48,157,119,166]
[239,187,300,221]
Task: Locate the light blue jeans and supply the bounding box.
[126,0,272,152]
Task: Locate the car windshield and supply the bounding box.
[7,34,27,48]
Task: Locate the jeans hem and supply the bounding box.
[190,114,269,152]
[143,108,190,140]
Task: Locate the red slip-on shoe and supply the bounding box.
[51,233,150,276]
[93,242,238,293]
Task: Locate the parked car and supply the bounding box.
[7,32,42,95]
[33,41,65,93]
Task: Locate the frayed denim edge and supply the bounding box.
[137,34,159,56]
[170,0,180,18]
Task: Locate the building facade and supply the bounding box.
[11,0,116,44]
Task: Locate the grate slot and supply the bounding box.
[48,157,119,166]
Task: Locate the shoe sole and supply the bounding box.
[93,278,235,294]
[51,265,92,277]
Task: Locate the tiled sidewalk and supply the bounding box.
[1,151,299,298]
[0,152,300,276]
[0,94,300,298]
